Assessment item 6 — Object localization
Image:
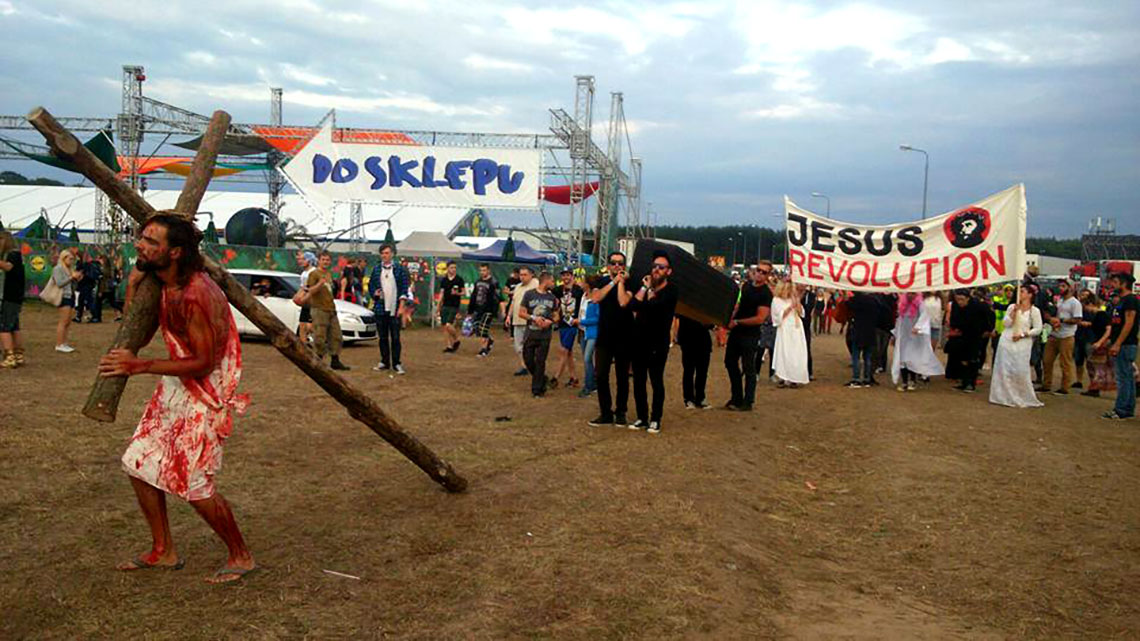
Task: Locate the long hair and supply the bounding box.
[774,279,795,299]
[143,211,205,285]
[0,231,15,256]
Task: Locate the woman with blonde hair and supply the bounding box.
[51,249,82,353]
[771,279,810,387]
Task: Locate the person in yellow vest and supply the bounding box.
[988,284,1013,368]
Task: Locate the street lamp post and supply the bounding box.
[899,144,929,219]
[737,231,744,265]
[771,212,786,266]
[729,236,737,266]
[811,191,831,217]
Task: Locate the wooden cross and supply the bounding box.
[27,107,467,493]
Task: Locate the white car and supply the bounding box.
[228,269,377,343]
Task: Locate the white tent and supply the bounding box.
[0,185,477,244]
[396,231,465,258]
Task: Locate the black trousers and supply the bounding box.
[681,341,711,405]
[755,337,775,379]
[595,342,630,418]
[725,331,758,406]
[633,347,669,422]
[377,313,402,366]
[75,287,98,321]
[523,332,551,395]
[874,329,890,371]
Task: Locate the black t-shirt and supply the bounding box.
[2,250,24,303]
[468,276,499,315]
[1110,293,1139,346]
[439,275,464,308]
[596,276,635,346]
[629,282,678,350]
[1090,309,1110,341]
[731,282,772,337]
[676,315,712,349]
[551,284,584,329]
[846,292,879,348]
[521,288,557,336]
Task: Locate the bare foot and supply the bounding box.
[117,550,182,571]
[205,557,256,584]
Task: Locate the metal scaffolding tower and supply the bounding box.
[566,76,594,264]
[2,65,645,254]
[267,87,284,247]
[348,201,364,252]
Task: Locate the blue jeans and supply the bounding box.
[582,337,597,392]
[1113,345,1137,417]
[851,344,873,382]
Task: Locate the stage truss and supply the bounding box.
[0,66,643,262]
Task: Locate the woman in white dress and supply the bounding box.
[891,292,946,391]
[771,280,810,387]
[989,284,1044,408]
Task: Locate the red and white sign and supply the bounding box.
[783,184,1027,292]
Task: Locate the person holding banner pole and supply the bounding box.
[989,285,1044,408]
[890,292,944,391]
[771,279,809,388]
[946,289,991,393]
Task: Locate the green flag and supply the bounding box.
[0,130,120,174]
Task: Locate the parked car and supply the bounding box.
[228,269,377,343]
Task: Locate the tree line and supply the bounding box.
[652,225,1084,262]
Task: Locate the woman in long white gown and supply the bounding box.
[891,292,946,390]
[990,285,1044,408]
[772,280,810,386]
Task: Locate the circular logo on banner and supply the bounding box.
[944,207,991,249]
[30,256,46,272]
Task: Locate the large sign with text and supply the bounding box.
[281,122,541,210]
[784,184,1026,291]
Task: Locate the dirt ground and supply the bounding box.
[1,303,1138,640]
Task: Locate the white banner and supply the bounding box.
[784,184,1027,292]
[281,122,541,210]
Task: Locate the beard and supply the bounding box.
[136,252,171,272]
[651,272,667,286]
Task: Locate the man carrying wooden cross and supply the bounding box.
[98,212,256,584]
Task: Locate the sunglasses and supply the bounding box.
[652,263,669,271]
[756,269,771,275]
[609,260,626,266]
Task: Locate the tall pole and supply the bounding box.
[899,145,929,219]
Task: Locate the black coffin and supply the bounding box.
[629,240,737,327]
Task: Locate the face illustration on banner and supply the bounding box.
[944,207,991,249]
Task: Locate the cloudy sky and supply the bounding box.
[1,0,1137,236]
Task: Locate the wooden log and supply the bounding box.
[27,106,468,493]
[58,110,231,422]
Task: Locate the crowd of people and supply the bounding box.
[0,236,126,367]
[410,247,1137,428]
[6,235,1136,427]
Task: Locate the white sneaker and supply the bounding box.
[647,421,661,434]
[394,364,406,375]
[372,361,388,371]
[906,382,917,391]
[684,401,696,410]
[55,344,76,353]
